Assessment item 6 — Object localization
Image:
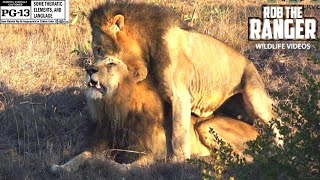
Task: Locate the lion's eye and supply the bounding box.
[93,47,103,56]
[107,62,117,68]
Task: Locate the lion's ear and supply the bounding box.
[113,14,125,32]
[134,67,148,82]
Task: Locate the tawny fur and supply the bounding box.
[50,58,258,174]
[88,2,281,160]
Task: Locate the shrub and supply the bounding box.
[190,74,319,179]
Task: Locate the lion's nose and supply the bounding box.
[86,66,98,76]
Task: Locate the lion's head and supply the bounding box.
[85,56,147,100]
[85,57,129,100]
[89,5,148,81]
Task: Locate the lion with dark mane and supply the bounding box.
[87,2,280,160]
[51,1,281,173]
[50,57,258,173]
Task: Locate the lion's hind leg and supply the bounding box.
[196,116,258,162]
[50,151,92,175]
[241,62,282,146]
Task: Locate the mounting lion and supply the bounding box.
[87,2,280,161]
[50,57,258,174]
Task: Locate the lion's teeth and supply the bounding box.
[89,82,93,87]
[96,81,101,89]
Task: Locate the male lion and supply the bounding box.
[89,2,280,161]
[50,57,258,174]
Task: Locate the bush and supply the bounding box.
[190,74,319,179]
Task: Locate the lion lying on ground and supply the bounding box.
[50,57,258,174]
[89,2,281,161]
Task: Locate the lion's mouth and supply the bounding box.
[87,80,107,93]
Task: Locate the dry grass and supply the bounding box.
[0,0,319,179]
[0,0,107,94]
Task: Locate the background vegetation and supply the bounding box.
[0,0,319,179]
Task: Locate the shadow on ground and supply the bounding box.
[0,83,201,179]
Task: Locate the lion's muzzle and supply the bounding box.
[85,66,107,93]
[86,65,98,76]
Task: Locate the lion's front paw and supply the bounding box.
[50,164,71,175]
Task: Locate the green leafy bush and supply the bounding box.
[190,74,319,179]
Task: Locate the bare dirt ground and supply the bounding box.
[0,0,319,179]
